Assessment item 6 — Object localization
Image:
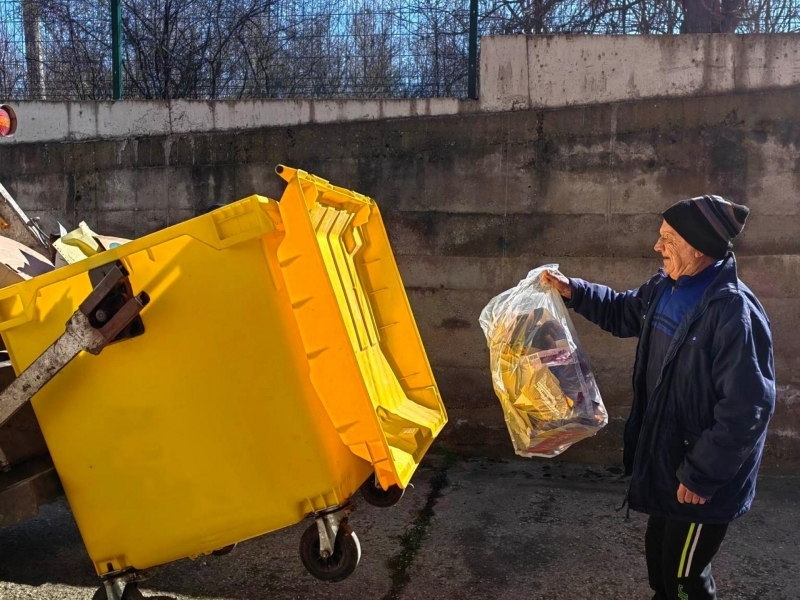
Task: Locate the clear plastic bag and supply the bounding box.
[479,264,608,458]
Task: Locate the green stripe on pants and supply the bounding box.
[678,523,697,577]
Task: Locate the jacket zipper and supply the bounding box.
[617,279,667,516]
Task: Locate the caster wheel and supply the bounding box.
[360,478,404,508]
[299,521,361,583]
[211,543,237,557]
[92,582,145,600]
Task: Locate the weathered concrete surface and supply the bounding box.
[0,98,475,144]
[481,34,800,111]
[0,87,799,466]
[0,457,798,599]
[4,35,800,144]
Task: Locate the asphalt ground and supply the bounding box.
[1,456,797,600]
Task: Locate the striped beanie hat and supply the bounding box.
[662,195,750,260]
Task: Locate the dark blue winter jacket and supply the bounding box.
[567,254,775,524]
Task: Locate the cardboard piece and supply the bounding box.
[0,235,54,289]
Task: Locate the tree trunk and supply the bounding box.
[21,0,46,99]
[681,0,743,33]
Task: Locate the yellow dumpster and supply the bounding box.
[0,166,446,595]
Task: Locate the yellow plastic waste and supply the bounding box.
[0,165,446,576]
[52,221,131,266]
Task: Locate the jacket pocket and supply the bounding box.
[654,430,701,492]
[684,327,711,349]
[676,430,701,451]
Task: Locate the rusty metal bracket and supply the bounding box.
[0,264,148,469]
[99,569,153,600]
[314,503,353,559]
[0,455,62,529]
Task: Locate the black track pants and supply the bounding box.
[645,515,729,600]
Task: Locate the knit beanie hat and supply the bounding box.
[662,195,750,260]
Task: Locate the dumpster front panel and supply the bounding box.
[0,196,371,573]
[276,168,447,489]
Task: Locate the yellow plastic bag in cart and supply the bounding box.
[479,264,608,457]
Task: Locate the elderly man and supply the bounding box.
[543,196,775,600]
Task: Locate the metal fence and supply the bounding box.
[2,0,800,101]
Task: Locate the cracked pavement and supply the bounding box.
[1,456,798,600]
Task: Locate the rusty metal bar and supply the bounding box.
[0,181,50,252]
[0,267,148,469]
[79,265,128,317]
[0,311,105,437]
[97,294,149,347]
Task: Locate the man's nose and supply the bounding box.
[654,240,664,252]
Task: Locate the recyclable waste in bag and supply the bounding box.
[479,265,608,457]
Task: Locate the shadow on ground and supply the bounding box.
[1,457,798,600]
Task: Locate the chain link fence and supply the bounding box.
[1,0,799,101]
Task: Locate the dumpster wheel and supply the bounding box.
[299,520,361,582]
[360,477,405,508]
[92,582,145,600]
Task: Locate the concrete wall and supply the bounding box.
[0,87,798,469]
[5,34,800,145]
[480,34,800,111]
[0,98,474,144]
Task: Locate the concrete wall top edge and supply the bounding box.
[3,33,800,143]
[0,98,478,144]
[480,32,800,112]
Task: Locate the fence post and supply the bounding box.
[467,0,478,99]
[111,0,123,100]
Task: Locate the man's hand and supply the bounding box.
[542,269,572,299]
[677,483,707,505]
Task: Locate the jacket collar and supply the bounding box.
[656,253,739,299]
[707,252,740,298]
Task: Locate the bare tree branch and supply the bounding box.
[3,0,800,100]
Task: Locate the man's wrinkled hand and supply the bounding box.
[542,269,572,299]
[677,483,707,505]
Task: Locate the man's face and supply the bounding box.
[654,220,699,279]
